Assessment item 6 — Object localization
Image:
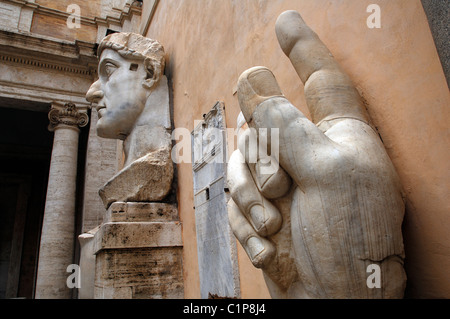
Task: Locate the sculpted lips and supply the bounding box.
[96,105,106,118]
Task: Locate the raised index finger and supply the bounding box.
[275,10,369,127]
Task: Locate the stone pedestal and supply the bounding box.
[92,202,184,299]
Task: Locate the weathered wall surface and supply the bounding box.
[31,0,100,42]
[30,12,97,42]
[35,0,101,18]
[27,0,140,43]
[145,0,449,298]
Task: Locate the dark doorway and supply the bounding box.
[0,99,53,298]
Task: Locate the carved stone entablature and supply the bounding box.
[0,30,98,107]
[48,102,89,131]
[0,30,98,77]
[1,0,142,30]
[0,53,96,77]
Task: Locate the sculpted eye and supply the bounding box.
[103,62,117,78]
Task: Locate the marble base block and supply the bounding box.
[82,202,184,299]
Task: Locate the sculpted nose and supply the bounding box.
[86,80,104,103]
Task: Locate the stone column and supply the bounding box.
[35,102,88,299]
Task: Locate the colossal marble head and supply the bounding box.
[85,33,173,209]
[86,32,165,140]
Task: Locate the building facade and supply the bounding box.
[0,0,448,299]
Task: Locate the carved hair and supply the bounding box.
[98,32,165,89]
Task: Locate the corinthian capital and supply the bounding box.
[48,102,89,131]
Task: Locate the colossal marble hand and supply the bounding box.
[86,33,173,208]
[227,10,406,298]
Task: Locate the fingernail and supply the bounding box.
[247,67,282,97]
[237,66,283,123]
[247,237,265,260]
[249,204,268,235]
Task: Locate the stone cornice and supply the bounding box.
[0,30,91,59]
[3,0,142,28]
[0,79,91,108]
[0,30,98,77]
[95,2,143,28]
[0,52,94,77]
[140,0,159,36]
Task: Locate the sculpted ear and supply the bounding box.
[142,57,162,89]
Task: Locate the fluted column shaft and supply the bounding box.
[35,102,88,299]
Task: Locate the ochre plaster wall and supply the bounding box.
[30,13,97,42]
[30,0,100,42]
[145,0,449,298]
[35,0,101,18]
